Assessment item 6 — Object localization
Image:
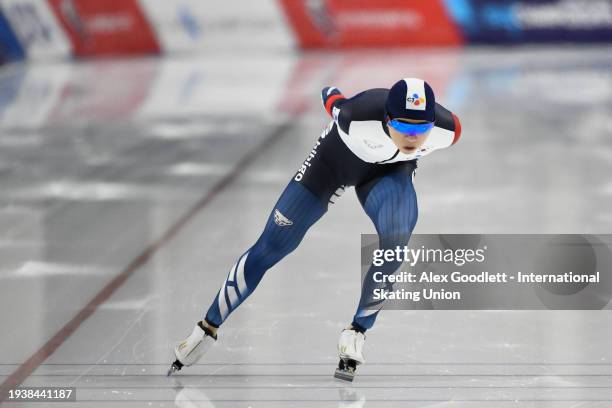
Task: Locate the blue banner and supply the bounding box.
[0,9,24,64]
[444,0,612,43]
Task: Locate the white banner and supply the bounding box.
[137,0,295,53]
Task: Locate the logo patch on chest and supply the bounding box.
[363,139,383,149]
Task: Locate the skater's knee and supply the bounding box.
[260,233,298,256]
[248,233,299,271]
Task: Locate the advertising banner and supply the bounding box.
[138,0,295,53]
[444,0,612,43]
[279,0,462,48]
[46,0,159,56]
[0,10,24,63]
[0,0,71,60]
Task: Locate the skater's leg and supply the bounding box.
[352,169,418,331]
[204,180,326,327]
[334,168,416,380]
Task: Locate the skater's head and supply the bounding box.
[385,78,435,154]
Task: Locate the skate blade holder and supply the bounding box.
[334,359,357,382]
[334,367,355,382]
[167,359,184,377]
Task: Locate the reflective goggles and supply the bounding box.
[388,119,435,136]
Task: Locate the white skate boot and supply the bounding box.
[334,327,366,382]
[167,322,217,376]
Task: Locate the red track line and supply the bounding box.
[0,121,294,403]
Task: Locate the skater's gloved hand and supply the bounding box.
[321,87,345,117]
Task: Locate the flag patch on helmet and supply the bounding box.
[403,78,427,111]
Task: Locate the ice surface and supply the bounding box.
[1,46,612,407]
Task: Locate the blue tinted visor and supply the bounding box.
[388,119,434,136]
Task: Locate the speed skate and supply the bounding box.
[167,322,217,376]
[334,328,366,382]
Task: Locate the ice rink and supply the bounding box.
[1,46,612,407]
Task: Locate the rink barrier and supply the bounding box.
[2,0,612,65]
[0,0,294,65]
[45,0,160,57]
[0,0,73,61]
[280,0,612,47]
[443,0,612,44]
[278,0,463,48]
[0,8,24,64]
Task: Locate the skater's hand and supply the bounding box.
[321,87,345,117]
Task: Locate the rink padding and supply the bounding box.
[2,0,612,64]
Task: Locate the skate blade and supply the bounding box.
[167,360,183,377]
[334,368,355,382]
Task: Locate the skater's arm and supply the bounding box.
[434,103,462,146]
[321,87,388,121]
[331,88,389,133]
